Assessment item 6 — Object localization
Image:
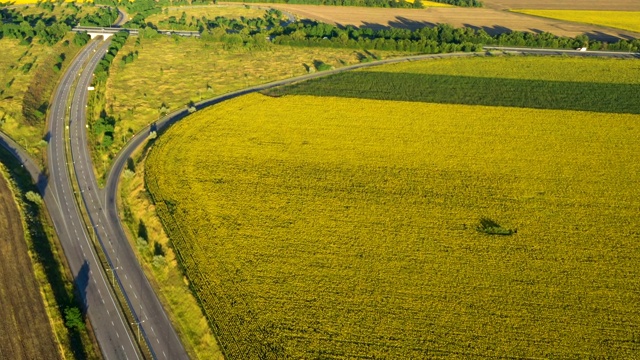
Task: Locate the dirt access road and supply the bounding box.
[262,3,640,41]
[0,174,60,360]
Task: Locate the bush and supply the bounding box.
[25,191,43,205]
[152,255,166,268]
[476,217,516,236]
[64,307,85,331]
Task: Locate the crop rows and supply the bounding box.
[266,57,640,114]
[146,90,640,358]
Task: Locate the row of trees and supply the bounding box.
[79,6,119,27]
[1,21,70,45]
[430,0,482,7]
[0,2,120,45]
[201,19,640,54]
[90,31,128,151]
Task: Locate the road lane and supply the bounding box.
[46,39,141,360]
[68,38,190,360]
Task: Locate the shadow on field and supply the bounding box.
[583,30,637,43]
[388,17,437,31]
[0,147,93,359]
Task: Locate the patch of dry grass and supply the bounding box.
[104,35,408,170]
[146,4,268,27]
[0,35,81,164]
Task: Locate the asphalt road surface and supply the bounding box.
[68,40,189,360]
[46,40,141,360]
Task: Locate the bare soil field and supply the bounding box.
[0,175,60,360]
[481,0,640,11]
[266,4,640,40]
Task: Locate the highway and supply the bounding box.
[45,40,141,359]
[67,38,189,360]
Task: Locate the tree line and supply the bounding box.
[0,2,117,45]
[202,18,640,54]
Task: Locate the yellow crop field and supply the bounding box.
[364,55,640,83]
[9,0,89,3]
[104,35,409,168]
[422,0,454,6]
[146,93,640,359]
[514,10,640,33]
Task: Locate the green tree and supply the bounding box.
[64,307,86,331]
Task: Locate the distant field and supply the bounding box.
[514,10,640,33]
[481,0,640,11]
[146,56,640,358]
[0,173,60,359]
[267,56,640,114]
[266,3,640,39]
[8,0,88,3]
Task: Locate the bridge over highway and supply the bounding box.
[72,26,200,39]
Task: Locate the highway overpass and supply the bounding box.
[72,26,200,39]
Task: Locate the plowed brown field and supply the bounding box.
[0,175,60,360]
[266,4,640,40]
[481,0,640,11]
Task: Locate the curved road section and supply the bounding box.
[46,40,141,359]
[68,38,189,360]
[104,45,638,357]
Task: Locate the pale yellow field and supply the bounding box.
[9,0,88,3]
[366,56,640,84]
[514,10,640,33]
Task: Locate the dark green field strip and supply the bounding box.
[266,72,640,114]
